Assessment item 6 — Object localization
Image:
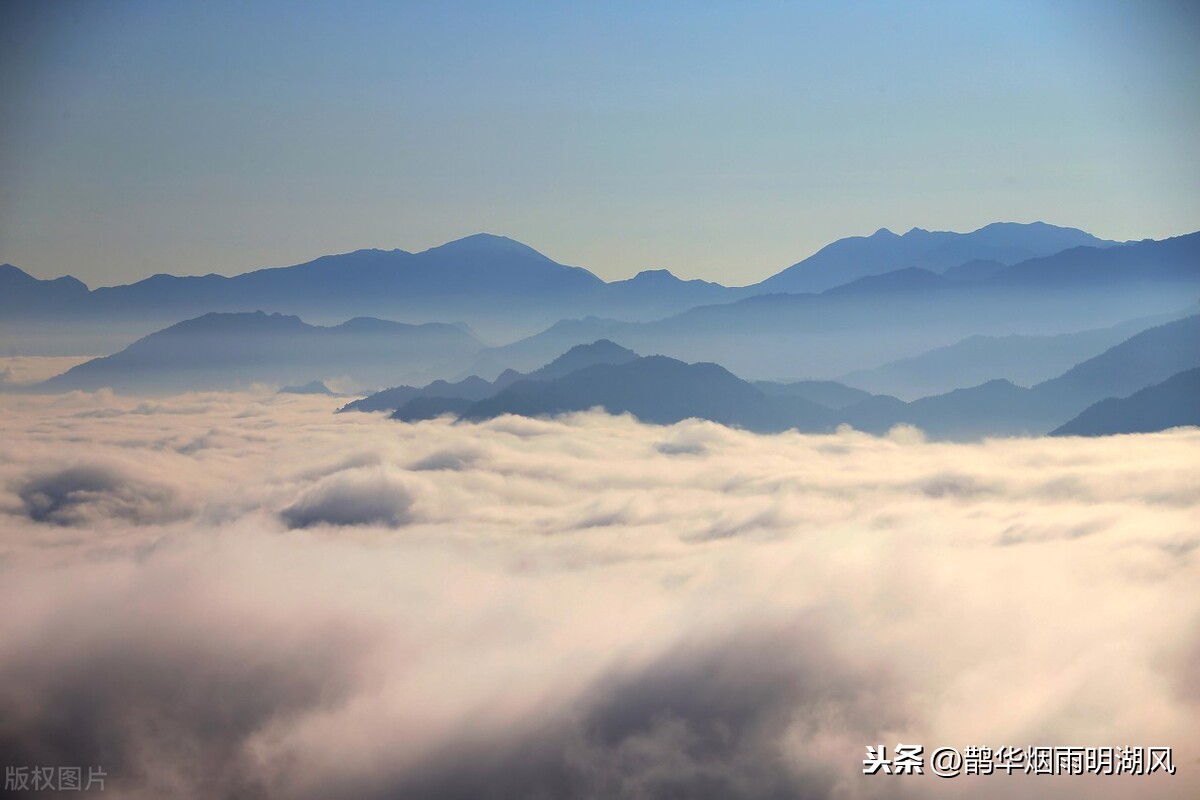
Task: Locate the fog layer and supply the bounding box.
[1,391,1196,799]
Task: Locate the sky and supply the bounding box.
[1,0,1197,287]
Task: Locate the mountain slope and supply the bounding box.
[835,314,1200,438]
[1050,368,1200,436]
[374,314,1200,440]
[460,355,839,432]
[343,340,640,415]
[755,222,1114,294]
[36,312,482,394]
[0,264,90,313]
[2,234,747,346]
[0,223,1123,356]
[838,309,1193,399]
[481,233,1200,382]
[338,375,496,414]
[1033,313,1200,408]
[753,379,872,409]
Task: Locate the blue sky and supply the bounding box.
[1,0,1197,286]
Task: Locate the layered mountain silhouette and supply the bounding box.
[754,222,1114,294]
[15,223,1199,438]
[341,340,641,417]
[0,263,89,311]
[0,234,743,350]
[459,355,839,433]
[466,233,1200,381]
[339,375,497,414]
[356,314,1200,440]
[2,223,1155,360]
[1051,368,1200,436]
[835,315,1200,437]
[34,312,481,394]
[752,379,872,409]
[346,340,845,431]
[838,309,1193,399]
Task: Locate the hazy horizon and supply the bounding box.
[2,219,1166,289]
[2,0,1198,285]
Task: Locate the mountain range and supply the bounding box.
[34,312,481,394]
[1051,368,1200,437]
[332,314,1199,439]
[837,309,1194,399]
[451,232,1200,383]
[0,234,739,352]
[10,221,1198,438]
[756,221,1115,294]
[2,223,1174,363]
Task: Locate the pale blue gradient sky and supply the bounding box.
[1,0,1197,286]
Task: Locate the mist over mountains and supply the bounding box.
[453,232,1200,382]
[1,222,1172,355]
[4,216,1199,800]
[839,310,1192,400]
[1,233,743,351]
[7,221,1199,439]
[330,314,1200,440]
[35,312,481,394]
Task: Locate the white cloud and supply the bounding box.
[0,391,1196,798]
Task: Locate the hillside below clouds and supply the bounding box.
[333,314,1200,440]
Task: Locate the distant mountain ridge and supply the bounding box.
[34,311,482,394]
[2,223,1138,355]
[382,315,1200,440]
[339,340,642,416]
[1051,368,1200,436]
[838,308,1195,399]
[0,234,744,347]
[754,221,1116,294]
[835,314,1200,437]
[466,233,1200,382]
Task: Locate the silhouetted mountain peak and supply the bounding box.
[548,339,637,365]
[0,264,89,291]
[278,380,334,395]
[334,316,419,333]
[527,339,640,381]
[758,221,1117,294]
[165,310,308,334]
[419,233,553,262]
[625,269,683,284]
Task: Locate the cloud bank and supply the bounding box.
[0,391,1196,799]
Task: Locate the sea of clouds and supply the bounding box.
[0,389,1196,799]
